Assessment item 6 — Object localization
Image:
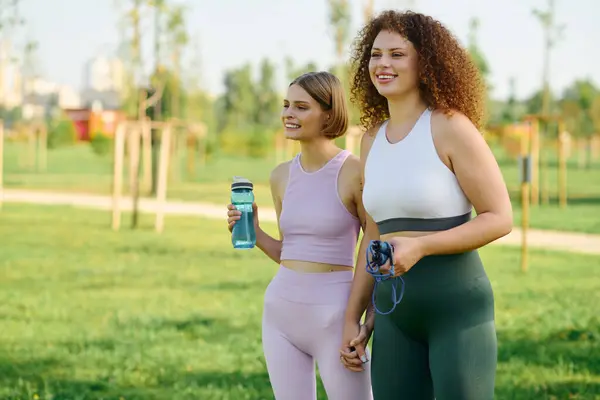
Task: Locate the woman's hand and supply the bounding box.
[339,320,372,372]
[226,202,259,233]
[379,236,426,277]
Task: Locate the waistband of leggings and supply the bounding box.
[274,265,354,284]
[267,265,354,304]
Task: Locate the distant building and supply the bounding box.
[83,55,124,93]
[80,55,125,110]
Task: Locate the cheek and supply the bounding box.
[368,59,377,76]
[395,61,418,81]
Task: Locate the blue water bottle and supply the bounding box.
[231,176,256,249]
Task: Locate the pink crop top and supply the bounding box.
[279,150,361,267]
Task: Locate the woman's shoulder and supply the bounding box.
[270,160,292,186]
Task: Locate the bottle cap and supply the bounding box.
[231,176,253,190]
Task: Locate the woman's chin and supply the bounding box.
[376,85,403,98]
[284,129,303,140]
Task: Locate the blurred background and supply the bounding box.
[0,0,598,399]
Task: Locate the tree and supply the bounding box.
[327,0,351,80]
[284,57,318,83]
[533,0,565,116]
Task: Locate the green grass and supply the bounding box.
[3,141,600,233]
[0,204,598,399]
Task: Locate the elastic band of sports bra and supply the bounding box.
[376,212,471,235]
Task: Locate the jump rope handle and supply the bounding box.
[365,240,404,315]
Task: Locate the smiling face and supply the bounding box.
[368,30,420,99]
[281,83,329,141]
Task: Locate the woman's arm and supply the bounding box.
[344,130,381,325]
[255,162,289,263]
[417,111,513,256]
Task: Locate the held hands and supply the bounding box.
[339,321,373,372]
[226,202,259,233]
[379,236,426,277]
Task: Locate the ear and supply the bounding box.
[321,111,331,129]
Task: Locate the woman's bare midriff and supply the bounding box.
[281,259,353,273]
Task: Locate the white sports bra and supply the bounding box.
[362,108,473,234]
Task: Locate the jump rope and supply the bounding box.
[365,240,405,315]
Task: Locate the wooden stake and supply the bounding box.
[129,125,142,229]
[198,123,207,167]
[27,126,36,170]
[186,129,196,178]
[142,120,152,192]
[558,126,568,208]
[111,123,127,230]
[520,122,532,273]
[38,123,48,172]
[530,119,540,206]
[155,124,172,233]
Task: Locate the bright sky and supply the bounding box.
[19,0,599,101]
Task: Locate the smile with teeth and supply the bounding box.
[285,123,301,129]
[377,74,397,81]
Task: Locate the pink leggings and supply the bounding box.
[262,265,373,400]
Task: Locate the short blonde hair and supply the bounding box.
[289,71,349,139]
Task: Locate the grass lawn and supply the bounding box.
[0,204,598,399]
[3,142,600,233]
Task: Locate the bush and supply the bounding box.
[90,132,112,156]
[247,128,273,159]
[47,117,78,149]
[218,123,275,159]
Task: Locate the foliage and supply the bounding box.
[215,59,281,157]
[559,79,599,137]
[89,131,113,156]
[47,116,78,149]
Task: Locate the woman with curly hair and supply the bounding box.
[338,10,513,399]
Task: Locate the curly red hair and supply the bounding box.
[349,10,486,131]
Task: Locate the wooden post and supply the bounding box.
[558,126,568,208]
[169,126,181,183]
[540,119,550,205]
[155,124,172,233]
[198,123,207,167]
[27,125,36,170]
[38,123,48,172]
[129,125,142,229]
[577,138,587,169]
[0,120,4,210]
[520,122,532,273]
[530,118,540,206]
[111,122,127,230]
[142,119,152,193]
[591,134,600,161]
[186,128,196,178]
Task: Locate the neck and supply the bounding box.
[298,138,341,172]
[387,90,428,124]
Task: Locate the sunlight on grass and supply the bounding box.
[0,204,598,399]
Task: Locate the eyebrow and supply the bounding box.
[372,47,406,51]
[283,99,310,104]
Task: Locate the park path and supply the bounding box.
[2,188,600,256]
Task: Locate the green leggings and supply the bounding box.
[370,251,497,400]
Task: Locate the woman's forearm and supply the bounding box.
[344,232,376,324]
[419,212,512,256]
[256,227,283,263]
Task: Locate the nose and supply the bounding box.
[375,54,392,68]
[281,106,294,119]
